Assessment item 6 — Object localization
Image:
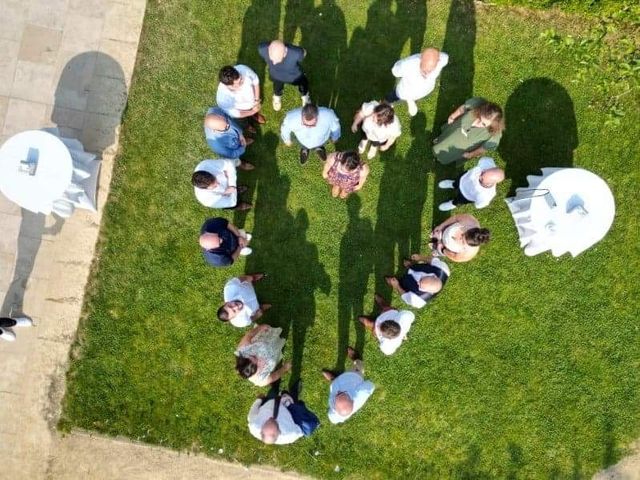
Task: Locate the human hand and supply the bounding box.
[351,123,358,133]
[447,114,456,124]
[379,144,389,152]
[238,236,248,247]
[462,152,472,159]
[240,135,247,146]
[385,276,399,287]
[282,361,292,372]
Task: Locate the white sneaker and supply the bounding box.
[0,328,16,341]
[240,247,253,256]
[438,201,457,212]
[358,139,368,154]
[367,145,378,160]
[301,94,310,106]
[438,179,455,189]
[406,99,418,117]
[13,317,33,327]
[272,95,282,111]
[244,233,252,242]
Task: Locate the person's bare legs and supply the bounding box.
[339,189,349,199]
[331,185,340,198]
[347,347,364,375]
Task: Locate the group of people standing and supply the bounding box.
[192,38,510,444]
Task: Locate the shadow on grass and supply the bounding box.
[431,0,476,227]
[499,78,577,195]
[335,195,373,369]
[233,0,282,229]
[283,0,347,108]
[242,133,331,387]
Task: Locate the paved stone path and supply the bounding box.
[0,0,635,478]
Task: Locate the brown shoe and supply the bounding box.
[244,125,256,135]
[374,293,387,309]
[254,112,267,124]
[322,369,336,382]
[346,346,359,361]
[260,303,272,312]
[235,202,252,211]
[251,273,267,282]
[239,161,255,171]
[244,137,255,146]
[236,185,248,194]
[403,259,413,268]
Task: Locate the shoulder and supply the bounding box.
[438,51,450,66]
[202,217,228,232]
[319,107,338,119]
[287,44,305,58]
[283,108,301,122]
[194,159,216,173]
[464,97,486,109]
[236,64,257,78]
[257,42,269,56]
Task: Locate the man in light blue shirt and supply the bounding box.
[322,346,375,424]
[280,103,341,165]
[204,107,254,162]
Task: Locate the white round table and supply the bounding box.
[0,130,73,214]
[526,168,615,257]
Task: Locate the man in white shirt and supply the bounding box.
[216,65,266,124]
[191,159,251,210]
[247,394,304,445]
[217,274,270,328]
[438,157,505,211]
[358,294,415,355]
[385,47,449,116]
[322,347,375,424]
[351,100,402,159]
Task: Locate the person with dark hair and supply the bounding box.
[385,254,450,309]
[218,274,270,328]
[280,103,341,164]
[358,294,415,355]
[438,157,505,211]
[431,213,490,263]
[199,217,252,267]
[0,316,33,342]
[235,324,291,386]
[351,100,401,159]
[322,347,375,424]
[192,160,251,210]
[203,106,254,159]
[386,47,449,116]
[247,379,319,444]
[433,97,505,165]
[321,150,370,199]
[258,39,310,111]
[216,64,266,124]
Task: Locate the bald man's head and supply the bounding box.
[261,418,280,444]
[418,275,443,294]
[480,167,505,187]
[268,40,286,64]
[204,114,228,132]
[420,47,440,76]
[199,233,221,250]
[335,392,354,417]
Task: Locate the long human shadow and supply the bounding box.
[2,52,126,317]
[283,0,347,108]
[374,113,429,300]
[333,0,427,146]
[499,78,577,195]
[335,195,372,369]
[243,133,331,386]
[233,0,282,229]
[430,0,476,227]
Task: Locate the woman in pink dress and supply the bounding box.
[321,150,370,199]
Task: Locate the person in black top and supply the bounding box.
[385,253,450,309]
[258,39,310,112]
[199,217,252,267]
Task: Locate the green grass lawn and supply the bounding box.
[61,1,640,478]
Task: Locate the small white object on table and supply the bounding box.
[0,130,72,214]
[506,168,615,257]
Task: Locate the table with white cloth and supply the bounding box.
[0,130,100,217]
[505,167,615,257]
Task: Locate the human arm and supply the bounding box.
[462,146,486,159]
[221,160,238,194]
[379,134,398,151]
[247,398,262,423]
[386,276,407,296]
[237,324,270,348]
[329,110,341,142]
[263,361,292,385]
[351,109,364,133]
[391,58,405,78]
[322,153,337,179]
[447,104,466,124]
[354,164,369,191]
[280,114,294,146]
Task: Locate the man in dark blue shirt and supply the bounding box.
[199,217,252,267]
[258,40,309,112]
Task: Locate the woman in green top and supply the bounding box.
[433,97,505,165]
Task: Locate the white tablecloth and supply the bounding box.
[506,168,615,257]
[0,130,73,214]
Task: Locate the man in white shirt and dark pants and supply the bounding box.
[323,347,375,424]
[216,65,266,125]
[358,293,415,355]
[217,274,270,328]
[438,157,505,211]
[385,47,449,116]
